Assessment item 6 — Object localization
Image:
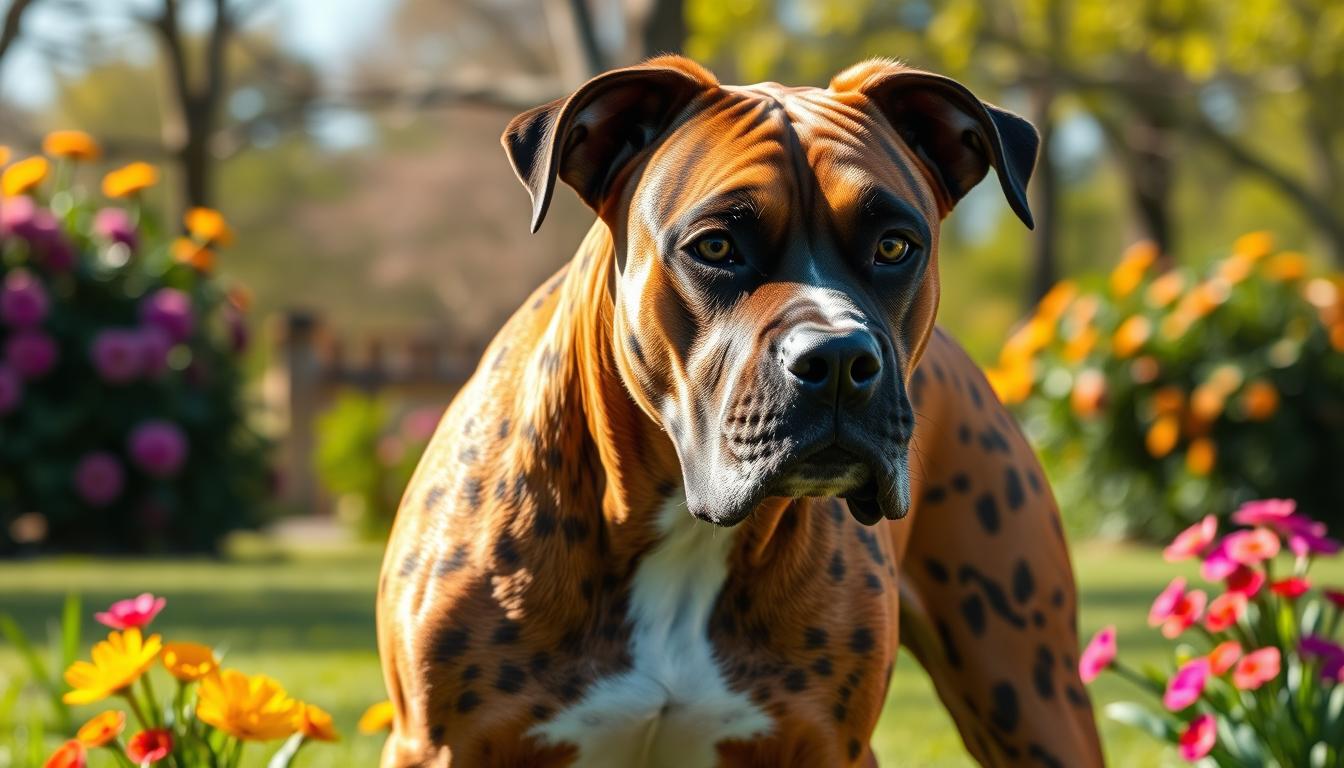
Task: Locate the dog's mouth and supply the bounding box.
[763,440,910,525]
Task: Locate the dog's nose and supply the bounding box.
[780,325,882,406]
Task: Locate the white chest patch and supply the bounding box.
[530,489,773,767]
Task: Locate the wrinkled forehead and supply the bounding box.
[634,82,941,239]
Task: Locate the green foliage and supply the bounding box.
[314,392,439,537]
[0,594,80,736]
[0,150,271,553]
[988,234,1344,537]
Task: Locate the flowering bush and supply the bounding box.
[28,592,341,767]
[1080,499,1344,764]
[0,133,269,552]
[987,233,1344,538]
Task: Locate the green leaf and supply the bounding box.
[1105,701,1179,742]
[61,593,81,671]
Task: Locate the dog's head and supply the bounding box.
[503,56,1037,526]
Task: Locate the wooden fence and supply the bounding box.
[263,310,479,513]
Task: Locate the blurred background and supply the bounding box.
[1,0,1342,765]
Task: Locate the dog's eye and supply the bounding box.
[875,234,913,265]
[693,235,735,263]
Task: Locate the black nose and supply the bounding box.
[780,324,882,405]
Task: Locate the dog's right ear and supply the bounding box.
[502,56,716,233]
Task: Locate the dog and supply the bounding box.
[376,55,1104,767]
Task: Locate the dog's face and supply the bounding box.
[505,57,1037,526]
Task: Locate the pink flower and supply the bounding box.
[1233,499,1338,555]
[92,208,137,249]
[1232,498,1298,529]
[1150,578,1188,626]
[2,201,73,271]
[1177,714,1217,762]
[401,406,443,443]
[89,329,143,384]
[1201,540,1239,581]
[0,195,37,236]
[128,420,188,477]
[1224,528,1280,566]
[136,326,172,378]
[1270,577,1310,599]
[94,593,166,630]
[1,270,49,328]
[0,364,20,414]
[1204,592,1246,633]
[1164,657,1210,710]
[139,288,194,344]
[1225,565,1265,598]
[1163,590,1207,638]
[1164,515,1217,562]
[1208,641,1242,675]
[1232,647,1280,690]
[1078,625,1117,683]
[73,452,125,508]
[5,330,58,379]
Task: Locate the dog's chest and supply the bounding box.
[530,489,773,766]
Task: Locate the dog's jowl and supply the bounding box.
[376,56,1104,768]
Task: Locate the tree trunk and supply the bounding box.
[1123,113,1175,265]
[1026,83,1058,304]
[640,0,685,56]
[0,0,34,69]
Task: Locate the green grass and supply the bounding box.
[2,543,1340,767]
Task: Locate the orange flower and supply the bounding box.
[357,700,395,734]
[1000,316,1053,365]
[1332,323,1344,353]
[984,361,1032,405]
[0,145,9,166]
[1265,251,1307,281]
[1145,271,1185,309]
[1112,315,1152,358]
[1130,355,1160,384]
[1035,280,1077,322]
[44,740,86,768]
[1146,416,1180,458]
[1070,369,1106,419]
[1109,241,1158,298]
[1,156,49,196]
[162,642,218,682]
[1186,438,1216,476]
[76,710,125,747]
[295,702,340,741]
[1190,384,1226,424]
[102,162,159,198]
[1240,380,1279,421]
[1152,386,1185,417]
[196,669,300,741]
[184,207,235,247]
[1231,231,1273,262]
[43,130,100,161]
[172,237,216,273]
[1215,255,1253,285]
[1063,325,1098,362]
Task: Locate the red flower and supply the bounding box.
[1164,515,1217,562]
[94,593,166,630]
[1225,565,1265,597]
[1232,647,1281,691]
[126,729,172,764]
[1163,590,1207,639]
[1149,578,1187,626]
[44,741,85,768]
[1326,589,1344,610]
[1078,625,1117,683]
[1204,592,1246,633]
[1178,713,1217,762]
[1270,577,1310,599]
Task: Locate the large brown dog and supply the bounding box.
[377,56,1104,767]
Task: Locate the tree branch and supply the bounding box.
[0,0,37,67]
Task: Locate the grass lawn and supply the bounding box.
[2,540,1340,767]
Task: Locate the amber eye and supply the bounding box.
[876,235,913,264]
[693,235,734,263]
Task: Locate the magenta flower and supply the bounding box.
[1326,589,1344,610]
[94,593,166,630]
[1164,515,1217,562]
[136,326,172,378]
[1,200,73,271]
[127,420,189,477]
[0,364,20,414]
[0,195,37,236]
[1164,657,1210,710]
[1201,540,1239,581]
[1299,635,1344,665]
[1232,647,1280,691]
[1289,529,1341,557]
[4,329,58,379]
[73,452,125,507]
[1225,565,1265,598]
[1224,528,1280,566]
[139,288,194,343]
[91,208,137,249]
[1177,714,1217,762]
[0,270,50,328]
[89,329,143,384]
[1150,578,1188,626]
[1078,625,1117,683]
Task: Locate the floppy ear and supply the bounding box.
[832,60,1039,229]
[502,56,717,233]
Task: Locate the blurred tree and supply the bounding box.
[0,0,36,66]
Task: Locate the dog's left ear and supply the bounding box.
[502,56,717,233]
[832,60,1039,229]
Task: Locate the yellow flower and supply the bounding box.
[295,702,340,742]
[1109,241,1158,298]
[76,710,126,747]
[172,237,216,273]
[1000,316,1053,366]
[1215,255,1253,285]
[196,669,300,741]
[102,162,159,198]
[1240,380,1279,421]
[1111,315,1152,358]
[1265,251,1308,281]
[2,156,49,197]
[1186,438,1216,476]
[0,145,9,166]
[1035,280,1077,322]
[1145,271,1185,309]
[63,628,163,705]
[1062,324,1097,363]
[161,642,218,682]
[184,207,235,247]
[43,130,101,161]
[1231,231,1274,263]
[1145,415,1180,458]
[357,700,395,734]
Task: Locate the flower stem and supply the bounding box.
[140,671,163,726]
[121,688,152,730]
